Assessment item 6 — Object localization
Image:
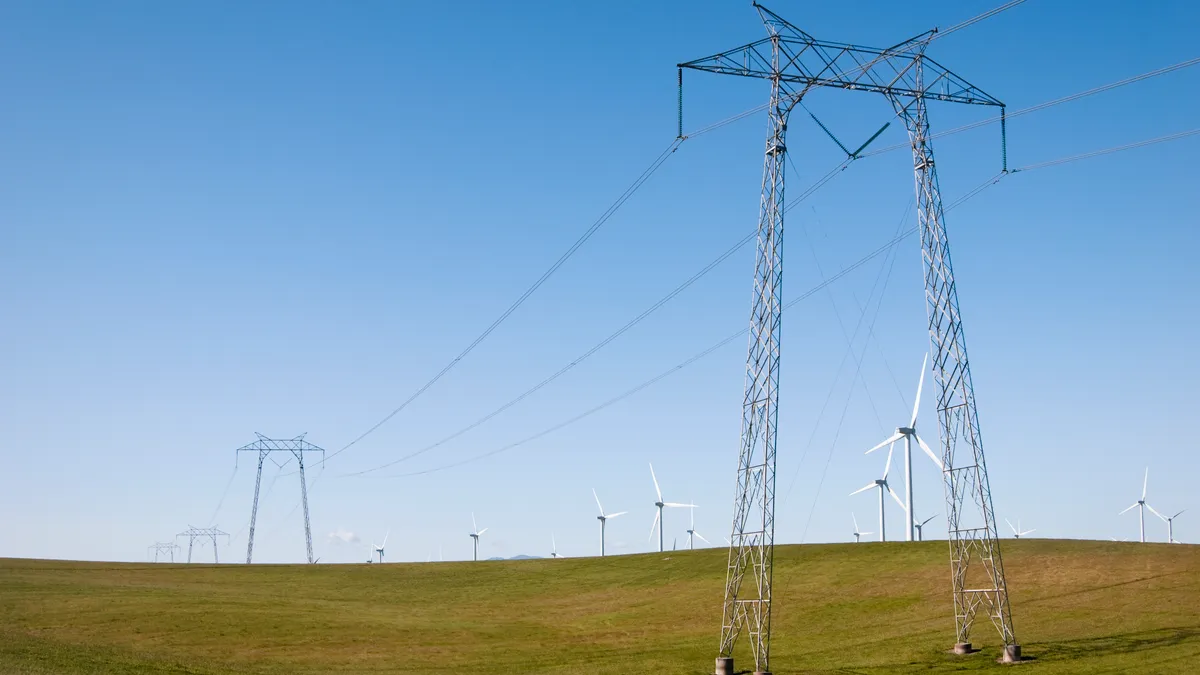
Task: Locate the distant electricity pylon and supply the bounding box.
[176,525,230,564]
[237,433,325,564]
[148,541,180,563]
[680,4,1019,671]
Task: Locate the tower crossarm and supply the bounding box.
[678,5,1002,109]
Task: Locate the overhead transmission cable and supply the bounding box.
[385,125,1199,479]
[340,158,857,478]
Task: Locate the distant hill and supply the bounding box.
[486,554,540,561]
[2,540,1197,673]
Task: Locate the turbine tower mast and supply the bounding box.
[237,433,326,564]
[680,4,1017,669]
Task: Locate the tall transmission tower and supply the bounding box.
[680,4,1019,671]
[176,525,230,564]
[237,433,325,564]
[148,541,180,563]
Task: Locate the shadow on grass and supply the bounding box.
[1030,625,1200,662]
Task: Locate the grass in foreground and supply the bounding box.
[1,539,1198,673]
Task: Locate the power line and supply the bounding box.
[339,158,857,478]
[863,56,1200,158]
[380,124,1195,479]
[322,137,685,466]
[934,0,1029,40]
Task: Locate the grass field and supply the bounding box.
[1,539,1197,674]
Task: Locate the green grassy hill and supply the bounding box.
[2,540,1197,674]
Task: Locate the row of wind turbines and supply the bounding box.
[366,463,710,563]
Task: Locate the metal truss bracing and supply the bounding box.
[680,4,1016,668]
[237,433,325,564]
[885,56,1016,648]
[148,541,180,563]
[176,525,230,564]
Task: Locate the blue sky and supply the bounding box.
[1,1,1197,563]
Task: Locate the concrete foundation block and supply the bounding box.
[715,657,734,675]
[953,642,973,655]
[1000,645,1022,663]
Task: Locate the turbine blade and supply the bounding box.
[852,513,860,532]
[921,515,936,527]
[607,511,628,519]
[882,442,895,478]
[381,531,389,547]
[911,353,928,427]
[694,532,711,545]
[1005,518,1017,534]
[472,512,477,534]
[663,502,695,508]
[1143,467,1148,500]
[477,527,487,536]
[1119,503,1139,515]
[1145,504,1166,521]
[850,482,876,496]
[860,531,874,536]
[1172,510,1186,519]
[648,510,660,541]
[650,463,662,502]
[866,432,904,455]
[887,485,906,511]
[914,434,944,470]
[1023,529,1036,535]
[593,488,605,516]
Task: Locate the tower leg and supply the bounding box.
[886,57,1017,653]
[718,32,788,675]
[297,452,314,564]
[246,452,266,564]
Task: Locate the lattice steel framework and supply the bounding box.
[148,541,180,563]
[237,433,325,564]
[176,525,230,564]
[680,4,1016,670]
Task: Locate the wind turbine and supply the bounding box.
[851,513,873,543]
[550,534,565,559]
[372,531,389,563]
[685,503,710,550]
[592,488,627,557]
[1119,467,1163,543]
[1005,519,1035,539]
[913,515,936,541]
[648,463,694,553]
[1158,510,1185,544]
[851,443,905,542]
[468,513,488,561]
[864,354,943,542]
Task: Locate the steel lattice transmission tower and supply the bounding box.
[237,433,325,564]
[680,4,1019,671]
[176,525,230,564]
[148,541,180,563]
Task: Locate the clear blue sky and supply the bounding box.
[2,1,1197,563]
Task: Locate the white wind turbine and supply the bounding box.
[550,534,565,559]
[685,503,710,550]
[851,513,873,543]
[851,443,905,542]
[864,354,944,542]
[1119,467,1164,543]
[372,530,389,563]
[913,515,936,541]
[592,488,627,557]
[648,463,694,553]
[1005,519,1035,539]
[468,513,488,561]
[1161,510,1185,544]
